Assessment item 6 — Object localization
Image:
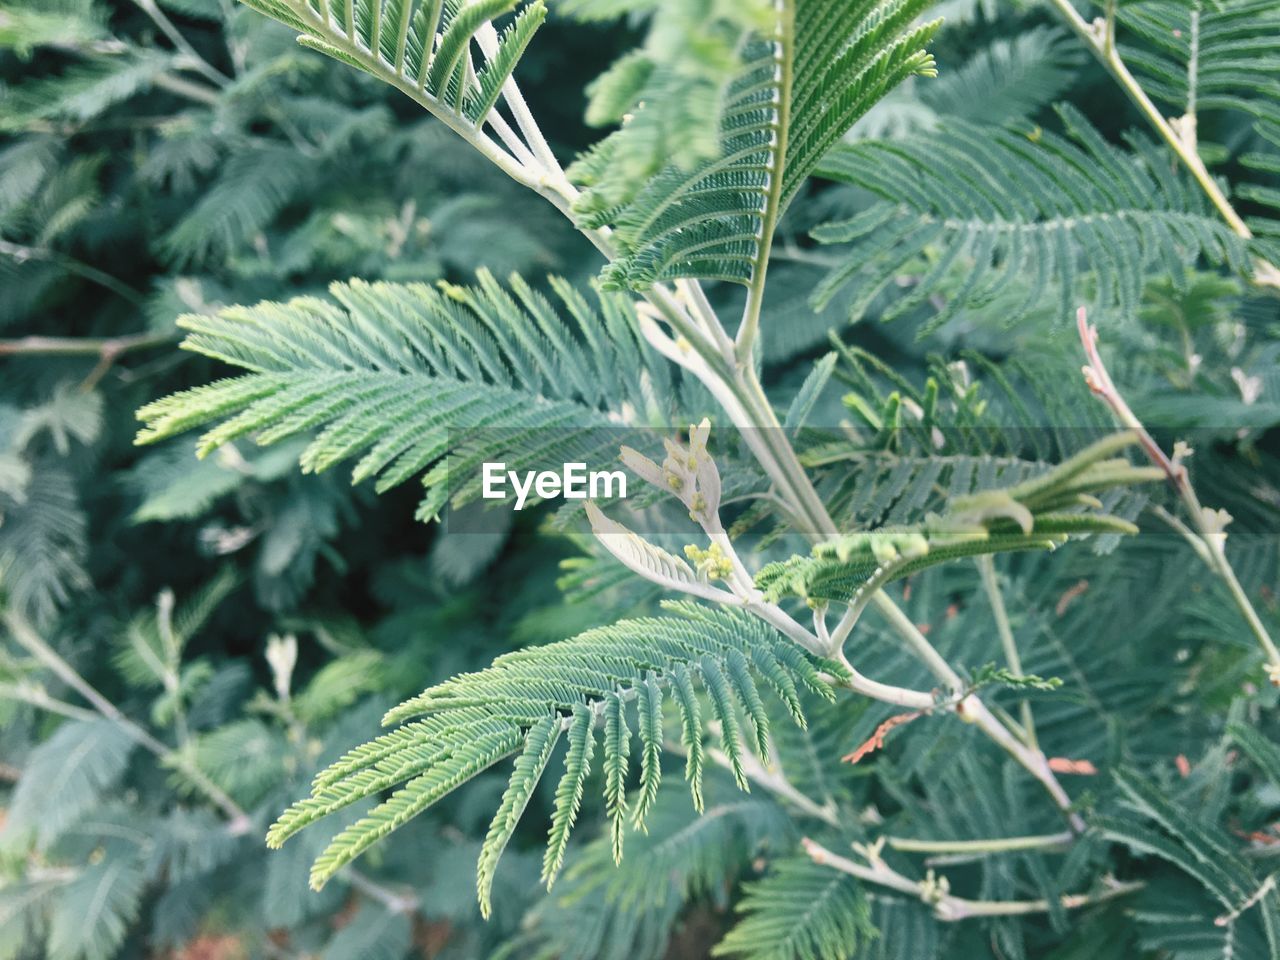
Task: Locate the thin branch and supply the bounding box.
[0,239,147,308]
[705,743,840,827]
[130,0,231,87]
[886,831,1074,856]
[3,612,252,834]
[152,71,222,106]
[1079,308,1280,679]
[344,869,419,915]
[802,837,1142,922]
[0,332,175,359]
[0,682,100,723]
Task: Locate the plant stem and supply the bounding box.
[802,837,1142,922]
[706,743,840,826]
[735,1,794,363]
[0,239,148,308]
[0,682,100,723]
[0,331,175,358]
[152,71,222,105]
[886,831,1074,856]
[978,554,1038,749]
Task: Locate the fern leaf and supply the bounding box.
[137,272,663,521]
[5,718,136,849]
[269,606,832,908]
[1228,720,1280,789]
[307,724,521,890]
[318,904,412,960]
[603,690,631,864]
[47,855,147,960]
[812,105,1247,332]
[712,856,874,960]
[670,662,706,813]
[632,673,664,831]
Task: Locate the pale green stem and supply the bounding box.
[735,0,794,363]
[803,837,1142,922]
[887,831,1074,856]
[0,682,99,723]
[130,0,231,87]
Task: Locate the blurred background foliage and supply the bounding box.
[1,1,1280,959]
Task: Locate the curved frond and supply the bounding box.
[238,0,547,128]
[266,604,843,912]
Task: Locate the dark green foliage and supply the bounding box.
[4,1,1280,960]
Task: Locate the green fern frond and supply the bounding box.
[582,0,941,290]
[237,0,547,128]
[4,718,137,849]
[47,853,148,960]
[135,271,666,521]
[712,856,875,960]
[1227,719,1280,789]
[632,673,664,830]
[603,690,631,863]
[0,52,173,131]
[500,784,794,960]
[812,105,1246,332]
[266,605,836,912]
[0,469,91,628]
